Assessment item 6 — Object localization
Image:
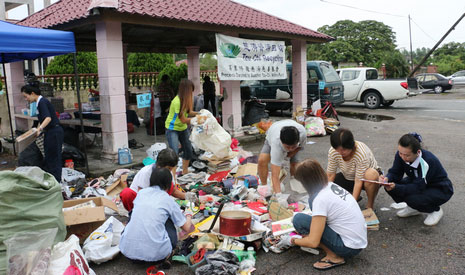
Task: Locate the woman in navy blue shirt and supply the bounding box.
[22,84,64,181]
[380,133,453,226]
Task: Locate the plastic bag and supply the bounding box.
[5,228,57,275]
[190,109,232,158]
[62,168,86,184]
[305,117,326,137]
[82,217,125,264]
[47,235,95,275]
[145,142,167,160]
[0,168,66,274]
[275,89,290,100]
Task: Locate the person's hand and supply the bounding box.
[276,234,302,249]
[184,208,194,218]
[35,127,42,137]
[384,182,395,191]
[379,175,388,183]
[185,192,198,204]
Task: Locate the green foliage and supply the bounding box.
[308,20,396,67]
[200,53,218,71]
[374,50,409,78]
[127,53,173,72]
[45,52,97,74]
[157,64,188,93]
[435,55,464,76]
[0,79,3,91]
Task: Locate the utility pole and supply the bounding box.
[409,12,465,77]
[408,15,414,72]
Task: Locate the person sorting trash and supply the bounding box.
[277,159,367,271]
[120,148,197,212]
[119,167,195,267]
[380,133,454,226]
[257,119,306,200]
[165,79,197,175]
[21,84,64,181]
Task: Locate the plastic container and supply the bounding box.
[118,147,132,165]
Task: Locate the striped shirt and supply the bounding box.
[327,141,378,181]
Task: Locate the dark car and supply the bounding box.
[240,61,344,112]
[415,73,453,94]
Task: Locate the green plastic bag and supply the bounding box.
[0,167,66,274]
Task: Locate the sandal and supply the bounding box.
[313,259,346,270]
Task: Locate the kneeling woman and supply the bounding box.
[288,159,367,270]
[120,167,194,263]
[380,133,453,226]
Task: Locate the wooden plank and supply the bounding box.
[15,128,37,153]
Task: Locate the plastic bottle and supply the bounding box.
[239,247,256,272]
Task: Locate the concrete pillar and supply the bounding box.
[5,61,28,131]
[221,80,241,131]
[96,21,128,161]
[0,3,6,20]
[291,39,307,111]
[186,46,200,96]
[27,1,34,16]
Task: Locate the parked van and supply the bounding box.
[240,61,345,112]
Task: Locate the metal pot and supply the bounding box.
[219,210,252,237]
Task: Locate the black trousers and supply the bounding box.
[43,126,64,182]
[386,177,453,213]
[203,94,216,117]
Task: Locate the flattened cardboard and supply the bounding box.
[15,128,37,153]
[63,197,118,243]
[234,163,258,177]
[268,200,293,222]
[105,174,128,197]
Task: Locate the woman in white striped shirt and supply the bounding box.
[327,128,381,209]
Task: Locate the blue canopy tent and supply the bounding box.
[0,20,88,174]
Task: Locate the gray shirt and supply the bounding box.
[265,119,306,166]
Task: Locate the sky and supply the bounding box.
[6,0,465,51]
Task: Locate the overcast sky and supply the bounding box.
[7,0,465,51]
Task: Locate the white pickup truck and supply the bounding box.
[336,67,409,109]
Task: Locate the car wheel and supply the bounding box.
[382,100,395,106]
[434,85,443,94]
[364,92,381,109]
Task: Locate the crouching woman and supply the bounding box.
[290,159,367,270]
[119,167,194,265]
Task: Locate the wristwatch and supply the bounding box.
[291,238,297,245]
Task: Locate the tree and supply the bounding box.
[375,50,409,78]
[157,63,188,92]
[127,53,173,72]
[199,53,217,71]
[307,20,398,67]
[45,52,97,74]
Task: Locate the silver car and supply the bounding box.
[449,70,465,85]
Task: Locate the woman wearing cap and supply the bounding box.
[380,133,454,226]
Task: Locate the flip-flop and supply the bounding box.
[313,259,346,270]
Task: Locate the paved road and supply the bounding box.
[93,89,465,274]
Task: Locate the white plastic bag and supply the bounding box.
[46,235,95,275]
[190,109,232,158]
[275,89,290,100]
[82,217,125,264]
[146,142,167,160]
[61,168,85,184]
[305,117,326,137]
[5,228,57,275]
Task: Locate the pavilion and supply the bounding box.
[8,0,332,161]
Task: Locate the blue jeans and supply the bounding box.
[292,213,362,258]
[165,129,193,160]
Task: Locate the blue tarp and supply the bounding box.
[0,20,75,63]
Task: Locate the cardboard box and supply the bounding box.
[234,163,258,177]
[105,174,128,197]
[63,197,118,243]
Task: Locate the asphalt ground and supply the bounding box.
[92,87,465,275]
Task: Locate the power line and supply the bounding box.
[410,18,438,43]
[319,0,406,18]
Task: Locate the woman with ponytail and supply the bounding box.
[380,133,453,226]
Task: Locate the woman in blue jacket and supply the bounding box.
[380,133,453,226]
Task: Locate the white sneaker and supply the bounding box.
[424,208,443,226]
[396,206,420,218]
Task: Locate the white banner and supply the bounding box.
[216,34,286,80]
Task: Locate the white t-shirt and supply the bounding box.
[265,119,306,166]
[130,164,155,192]
[312,182,367,249]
